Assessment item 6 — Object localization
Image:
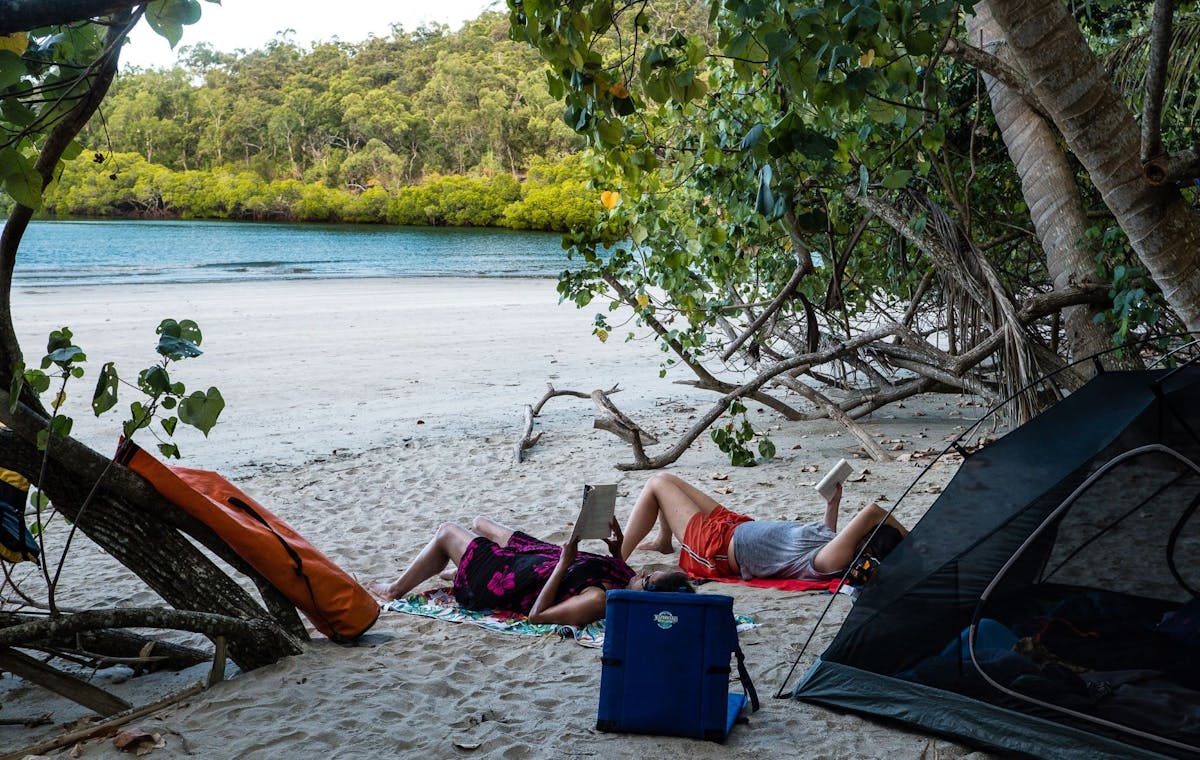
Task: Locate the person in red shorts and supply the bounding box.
[619,472,907,582]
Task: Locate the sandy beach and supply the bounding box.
[3,277,997,759]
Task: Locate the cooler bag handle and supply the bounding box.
[734,642,759,712]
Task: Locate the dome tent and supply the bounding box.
[793,366,1200,760]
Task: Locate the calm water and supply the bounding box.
[8,219,577,286]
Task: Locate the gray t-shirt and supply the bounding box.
[731,520,838,580]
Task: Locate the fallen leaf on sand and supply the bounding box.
[713,485,735,495]
[709,472,729,481]
[453,739,482,750]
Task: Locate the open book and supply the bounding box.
[815,458,853,500]
[570,484,617,541]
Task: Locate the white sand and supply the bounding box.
[2,278,997,759]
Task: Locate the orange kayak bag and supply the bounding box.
[118,441,379,642]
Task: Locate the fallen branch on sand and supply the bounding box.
[515,383,658,462]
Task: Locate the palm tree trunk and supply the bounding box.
[966,3,1121,364]
[986,0,1200,331]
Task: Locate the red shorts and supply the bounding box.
[679,505,753,579]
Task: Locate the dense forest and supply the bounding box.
[27,12,605,229]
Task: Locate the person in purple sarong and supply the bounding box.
[366,516,692,627]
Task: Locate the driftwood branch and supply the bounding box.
[0,647,130,716]
[0,681,207,760]
[514,404,542,462]
[590,389,658,449]
[516,383,628,461]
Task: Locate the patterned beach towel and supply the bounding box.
[384,587,756,648]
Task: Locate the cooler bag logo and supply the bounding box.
[652,610,678,630]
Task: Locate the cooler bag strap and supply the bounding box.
[734,643,759,712]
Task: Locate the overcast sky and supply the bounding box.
[121,1,501,69]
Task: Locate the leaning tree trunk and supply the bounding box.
[0,12,302,670]
[967,2,1125,367]
[986,0,1200,331]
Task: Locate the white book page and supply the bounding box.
[815,458,853,500]
[571,484,617,541]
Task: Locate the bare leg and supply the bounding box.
[810,504,908,575]
[366,522,475,602]
[620,473,722,559]
[471,515,515,545]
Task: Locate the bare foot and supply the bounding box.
[636,535,675,554]
[365,579,399,602]
[438,567,457,581]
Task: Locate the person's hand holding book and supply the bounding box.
[603,516,624,558]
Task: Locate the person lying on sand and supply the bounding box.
[620,473,908,583]
[366,516,693,627]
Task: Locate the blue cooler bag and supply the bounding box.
[596,590,758,742]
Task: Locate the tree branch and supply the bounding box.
[720,256,809,361]
[944,37,1050,122]
[1144,145,1200,186]
[1140,0,1176,163]
[0,0,144,34]
[0,607,287,650]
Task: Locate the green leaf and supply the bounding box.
[757,438,776,460]
[907,30,937,56]
[754,164,775,217]
[53,413,72,436]
[92,361,119,415]
[139,365,171,395]
[920,124,945,152]
[156,334,202,360]
[146,0,203,48]
[178,387,224,436]
[740,124,765,151]
[2,150,43,209]
[45,346,85,365]
[1,98,37,128]
[7,361,23,414]
[23,369,49,394]
[881,170,912,189]
[127,400,154,433]
[31,490,50,510]
[0,50,23,89]
[157,442,181,459]
[61,141,85,161]
[161,416,178,436]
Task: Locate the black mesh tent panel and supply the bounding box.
[794,368,1200,759]
[820,371,1171,675]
